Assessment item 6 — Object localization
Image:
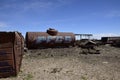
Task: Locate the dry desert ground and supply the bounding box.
[1,45,120,80]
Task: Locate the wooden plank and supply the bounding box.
[0,53,13,60]
[0,47,13,53]
[0,60,14,68]
[0,42,13,48]
[0,72,16,78]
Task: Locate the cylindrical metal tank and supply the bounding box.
[25,30,75,49]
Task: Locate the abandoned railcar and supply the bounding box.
[25,29,75,49]
[101,37,120,44]
[0,32,24,78]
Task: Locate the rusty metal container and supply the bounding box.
[0,32,24,78]
[101,37,120,44]
[25,29,75,49]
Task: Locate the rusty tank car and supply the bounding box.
[0,32,24,78]
[101,37,120,47]
[25,28,75,49]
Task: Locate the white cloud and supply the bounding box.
[24,0,72,10]
[0,22,7,28]
[91,10,120,18]
[93,33,120,39]
[0,0,71,11]
[22,1,53,10]
[106,10,120,17]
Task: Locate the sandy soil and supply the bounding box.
[1,45,120,80]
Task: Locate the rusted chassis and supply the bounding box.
[25,32,75,49]
[0,32,24,78]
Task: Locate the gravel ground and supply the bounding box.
[1,45,120,80]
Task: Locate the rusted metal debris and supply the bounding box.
[0,32,24,78]
[77,40,100,54]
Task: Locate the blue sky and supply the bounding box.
[0,0,120,39]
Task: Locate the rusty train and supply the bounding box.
[0,28,120,78]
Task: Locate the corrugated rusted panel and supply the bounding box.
[0,32,24,78]
[26,32,75,49]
